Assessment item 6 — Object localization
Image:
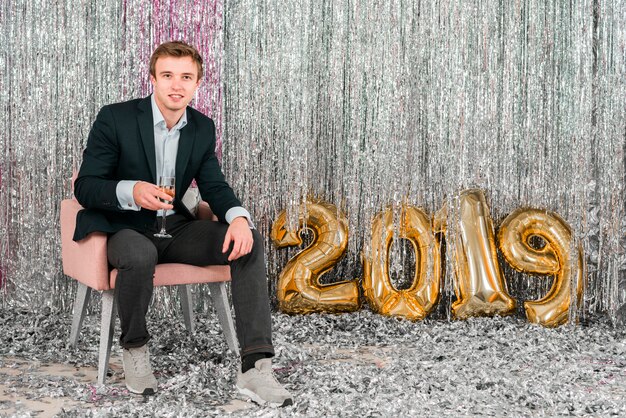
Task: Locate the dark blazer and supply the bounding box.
[73,96,241,241]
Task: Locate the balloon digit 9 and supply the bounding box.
[362,205,441,320]
[271,201,360,314]
[498,208,585,327]
[450,189,516,319]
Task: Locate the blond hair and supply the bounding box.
[149,41,203,81]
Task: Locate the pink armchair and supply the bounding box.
[60,197,238,384]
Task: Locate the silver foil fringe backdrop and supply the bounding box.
[222,0,626,321]
[1,0,625,322]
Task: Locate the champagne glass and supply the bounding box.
[154,176,175,238]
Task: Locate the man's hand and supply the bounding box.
[133,181,174,211]
[222,217,253,261]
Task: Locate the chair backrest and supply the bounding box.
[60,198,111,290]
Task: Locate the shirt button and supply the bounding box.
[128,203,132,207]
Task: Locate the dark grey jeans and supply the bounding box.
[107,213,274,358]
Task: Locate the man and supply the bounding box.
[73,41,293,407]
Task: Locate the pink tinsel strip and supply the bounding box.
[0,167,3,290]
[121,0,223,155]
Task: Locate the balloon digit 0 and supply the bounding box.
[362,205,441,320]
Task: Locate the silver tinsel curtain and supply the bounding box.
[1,0,624,321]
[222,0,625,320]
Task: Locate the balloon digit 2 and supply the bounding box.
[271,201,361,314]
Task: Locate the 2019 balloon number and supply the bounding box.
[271,189,584,328]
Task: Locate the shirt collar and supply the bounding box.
[150,94,188,131]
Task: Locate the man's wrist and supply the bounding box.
[116,180,140,210]
[225,206,255,229]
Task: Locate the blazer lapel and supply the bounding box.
[175,110,195,198]
[137,97,157,183]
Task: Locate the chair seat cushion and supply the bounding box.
[110,263,231,288]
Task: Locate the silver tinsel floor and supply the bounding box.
[1,306,626,417]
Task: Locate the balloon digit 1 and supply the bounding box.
[449,189,517,319]
[498,208,585,327]
[270,201,361,314]
[362,205,441,320]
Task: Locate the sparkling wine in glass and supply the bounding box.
[154,176,175,238]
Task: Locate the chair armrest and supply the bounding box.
[197,201,218,221]
[60,199,111,290]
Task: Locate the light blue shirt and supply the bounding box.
[115,94,252,226]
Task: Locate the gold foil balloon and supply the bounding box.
[498,208,585,327]
[362,205,441,320]
[450,189,516,319]
[271,200,360,314]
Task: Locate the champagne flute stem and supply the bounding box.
[160,213,167,234]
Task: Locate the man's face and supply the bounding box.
[150,55,201,114]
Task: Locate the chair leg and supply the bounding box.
[98,290,116,385]
[178,284,195,334]
[69,283,91,348]
[208,282,239,355]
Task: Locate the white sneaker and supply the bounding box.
[122,345,158,395]
[236,358,293,407]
